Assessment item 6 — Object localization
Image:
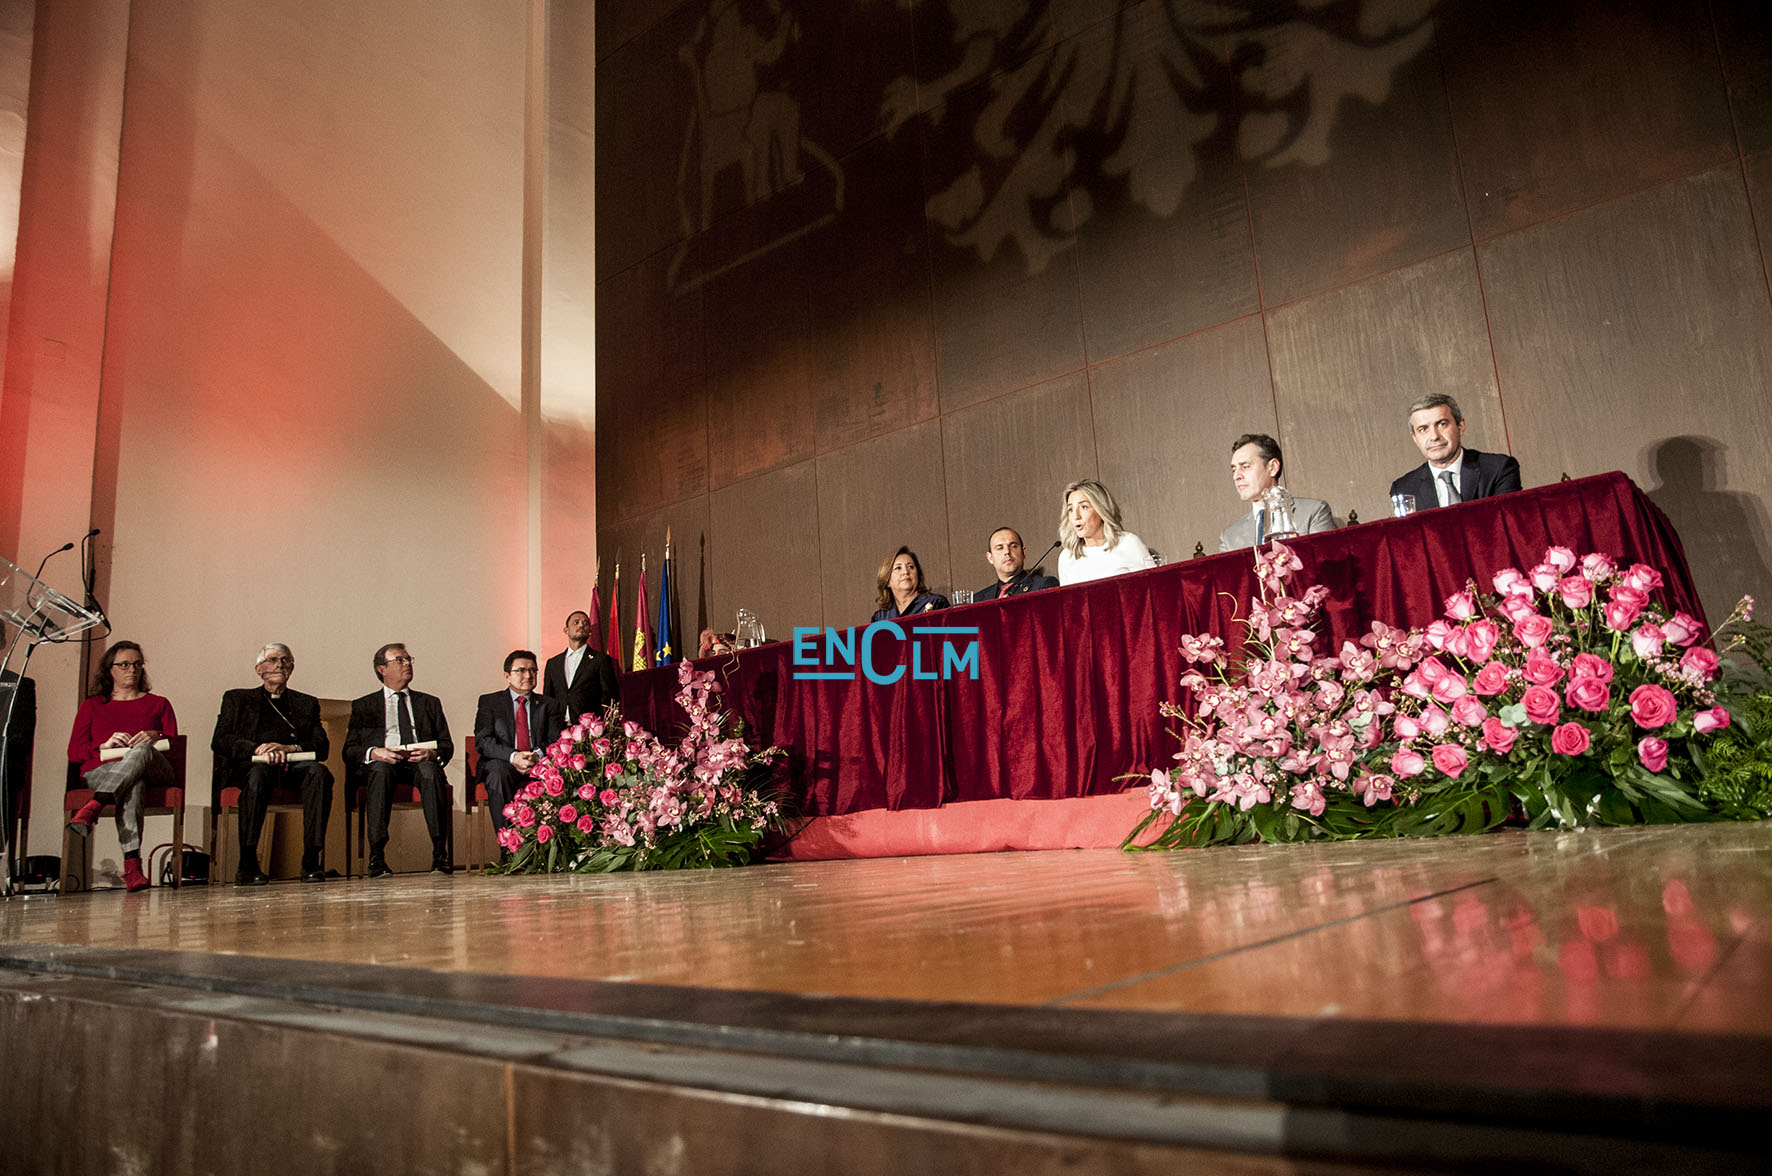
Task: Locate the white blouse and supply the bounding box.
[1057,531,1154,585]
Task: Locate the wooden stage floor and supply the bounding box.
[4,821,1769,1033]
[5,822,1771,1173]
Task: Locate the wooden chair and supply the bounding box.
[61,734,187,891]
[460,736,491,871]
[209,751,314,882]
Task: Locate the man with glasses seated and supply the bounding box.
[342,643,455,877]
[473,650,565,849]
[211,643,333,885]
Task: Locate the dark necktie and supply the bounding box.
[396,691,415,745]
[1441,470,1461,505]
[514,695,530,752]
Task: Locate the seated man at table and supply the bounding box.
[343,642,454,877]
[473,650,564,843]
[974,526,1058,601]
[1390,393,1522,511]
[542,610,621,723]
[212,642,334,885]
[1219,433,1336,551]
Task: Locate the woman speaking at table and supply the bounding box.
[1056,479,1154,586]
[871,546,950,621]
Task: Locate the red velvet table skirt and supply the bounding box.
[618,473,1704,819]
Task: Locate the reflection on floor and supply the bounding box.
[5,822,1767,1034]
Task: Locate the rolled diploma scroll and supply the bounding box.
[250,750,318,764]
[98,738,171,762]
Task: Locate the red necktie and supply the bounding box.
[515,695,530,752]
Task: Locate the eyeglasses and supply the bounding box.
[384,655,415,665]
[261,656,294,666]
[112,660,145,670]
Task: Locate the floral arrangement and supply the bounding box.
[492,662,786,872]
[1129,541,1768,850]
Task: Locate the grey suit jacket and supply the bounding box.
[1218,497,1336,552]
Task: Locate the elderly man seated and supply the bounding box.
[212,642,334,885]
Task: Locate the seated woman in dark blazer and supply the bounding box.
[870,546,949,621]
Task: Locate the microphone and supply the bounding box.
[32,542,74,582]
[1024,539,1060,577]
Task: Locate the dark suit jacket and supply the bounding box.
[473,690,565,775]
[211,686,329,797]
[542,646,621,721]
[973,571,1058,602]
[343,688,453,769]
[1,670,34,821]
[1390,448,1522,511]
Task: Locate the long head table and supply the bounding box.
[617,473,1704,819]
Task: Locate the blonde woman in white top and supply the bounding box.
[1055,479,1154,586]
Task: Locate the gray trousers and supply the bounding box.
[80,744,173,854]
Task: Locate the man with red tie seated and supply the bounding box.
[1389,393,1522,511]
[342,643,454,877]
[473,650,565,844]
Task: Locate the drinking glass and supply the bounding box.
[1390,493,1416,518]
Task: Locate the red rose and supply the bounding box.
[1679,647,1719,680]
[1628,683,1677,729]
[1430,674,1469,704]
[1391,748,1426,778]
[1472,660,1510,696]
[1522,651,1565,686]
[1564,676,1611,713]
[1464,620,1501,664]
[1662,612,1702,646]
[1522,684,1561,725]
[1694,707,1731,734]
[1431,744,1469,778]
[1637,737,1668,773]
[1551,722,1591,756]
[1569,653,1613,683]
[1514,614,1554,649]
[1557,576,1593,609]
[1481,716,1517,753]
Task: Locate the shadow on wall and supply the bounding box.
[1643,435,1772,624]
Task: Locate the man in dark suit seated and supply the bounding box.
[342,642,454,877]
[211,642,333,885]
[542,610,621,723]
[473,650,565,844]
[973,527,1058,602]
[1,631,34,871]
[1390,393,1522,511]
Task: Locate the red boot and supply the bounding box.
[67,799,103,836]
[122,859,150,892]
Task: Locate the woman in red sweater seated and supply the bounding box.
[66,640,178,892]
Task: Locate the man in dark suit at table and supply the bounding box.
[1218,433,1336,551]
[973,527,1058,601]
[542,610,621,722]
[1390,393,1522,511]
[342,642,454,877]
[211,642,333,885]
[473,650,565,841]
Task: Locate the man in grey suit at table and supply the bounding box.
[1218,433,1336,551]
[1389,393,1522,511]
